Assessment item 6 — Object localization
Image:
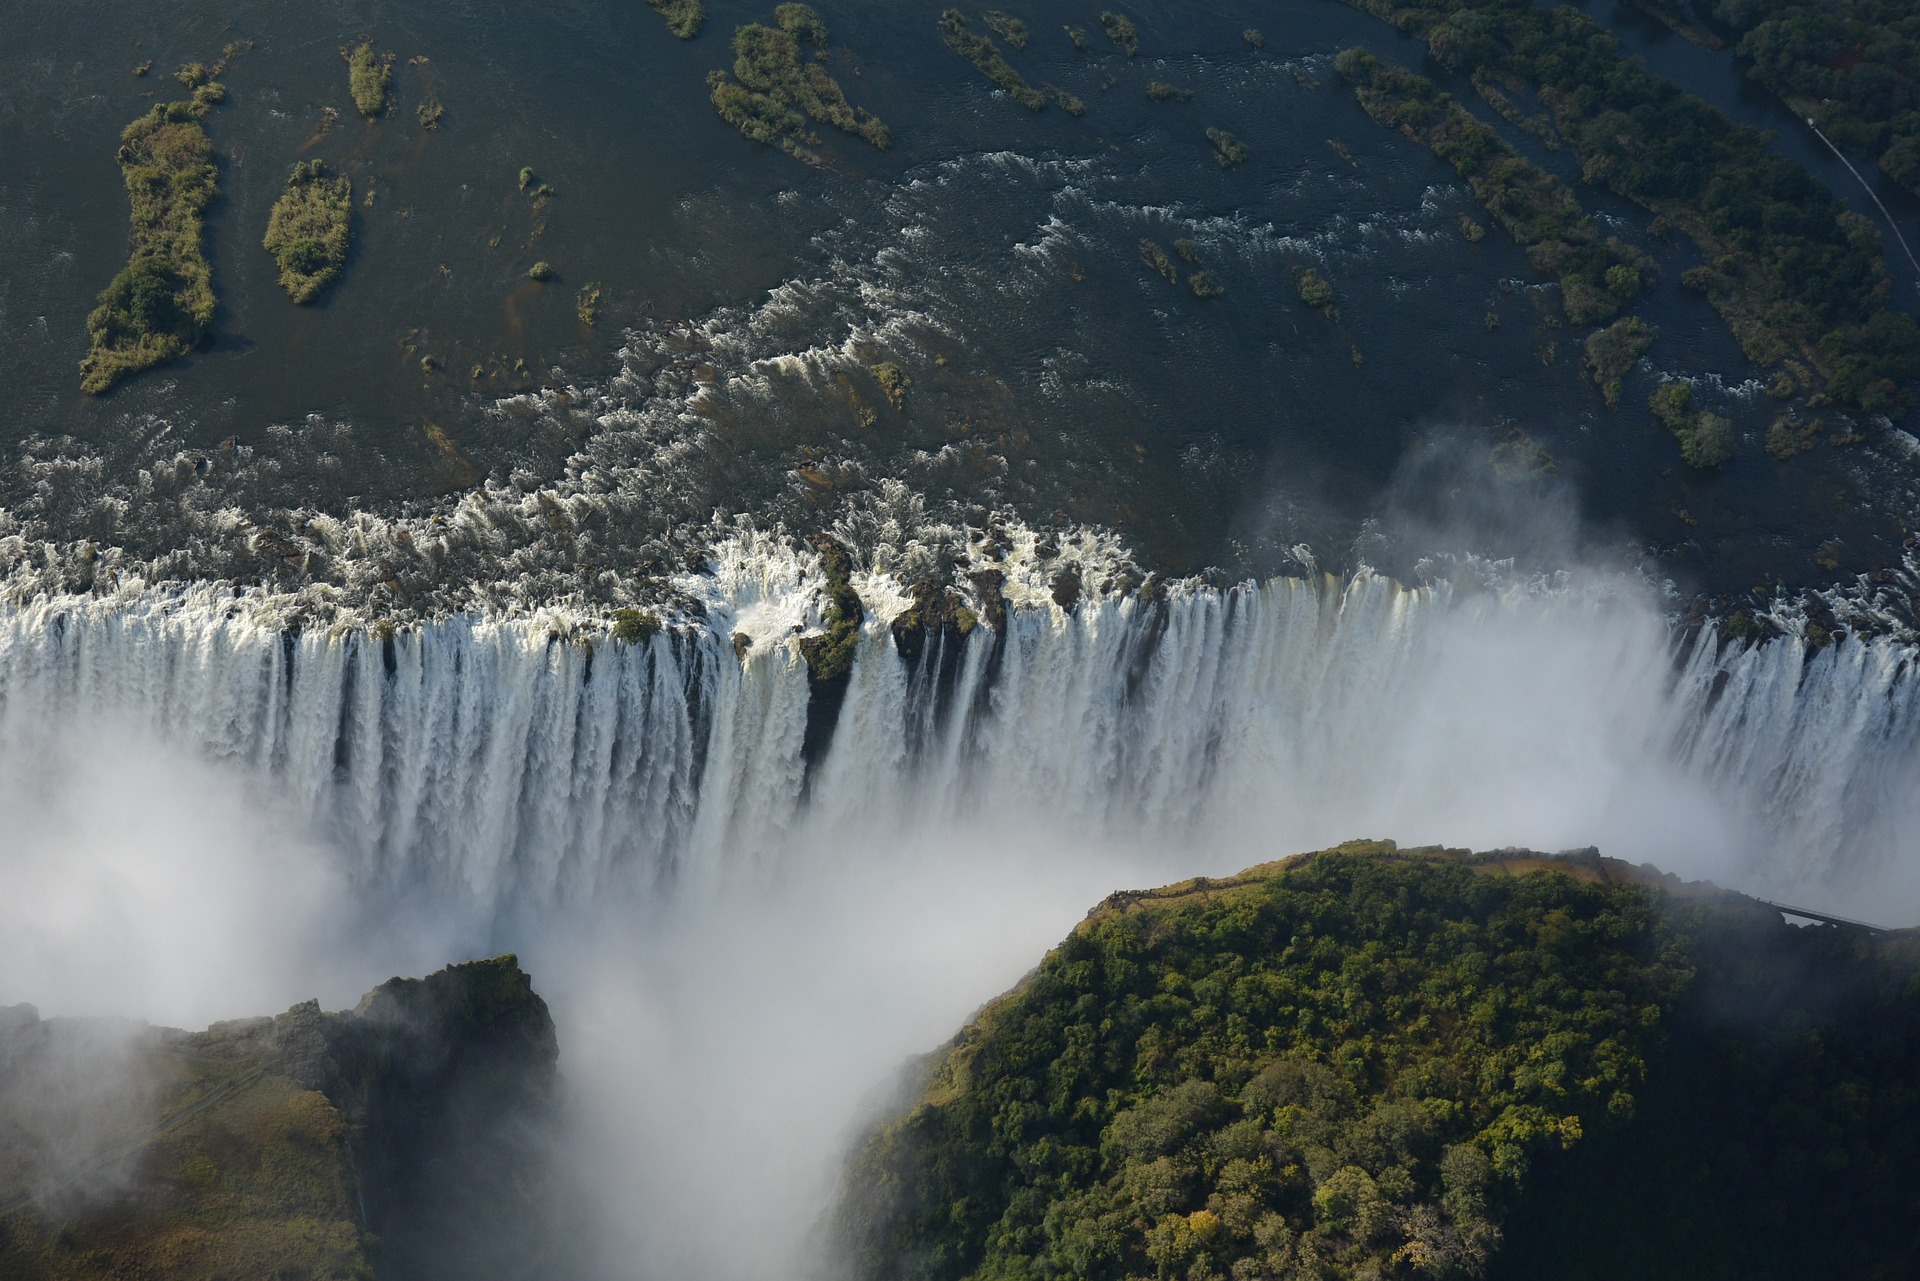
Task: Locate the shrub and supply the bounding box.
[263,161,352,303]
[344,43,390,116]
[1206,127,1248,167]
[982,11,1028,49]
[1296,267,1336,311]
[711,7,891,155]
[646,0,705,39]
[940,10,1049,111]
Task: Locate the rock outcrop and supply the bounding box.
[0,955,559,1281]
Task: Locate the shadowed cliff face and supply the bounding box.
[0,955,563,1281]
[330,956,567,1281]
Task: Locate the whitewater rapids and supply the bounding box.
[2,547,1915,919]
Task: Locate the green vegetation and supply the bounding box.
[1244,28,1265,49]
[1100,10,1139,56]
[1337,50,1650,327]
[1140,239,1178,284]
[1295,267,1336,313]
[940,10,1047,112]
[0,1054,372,1279]
[1708,0,1920,199]
[610,607,662,642]
[1319,0,1919,412]
[343,42,390,117]
[1764,413,1821,460]
[515,167,555,198]
[417,98,443,129]
[801,535,863,682]
[1188,271,1223,298]
[1490,428,1557,479]
[1459,215,1486,243]
[1206,127,1248,168]
[711,5,890,160]
[1146,80,1194,103]
[528,260,555,281]
[873,360,910,409]
[647,0,706,40]
[1065,25,1091,52]
[836,844,1920,1281]
[983,10,1029,49]
[1650,381,1737,469]
[835,845,1690,1281]
[262,160,352,304]
[577,281,605,325]
[1173,238,1199,263]
[1582,316,1656,409]
[0,956,554,1279]
[1052,86,1087,116]
[79,92,225,394]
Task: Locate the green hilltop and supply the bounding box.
[834,842,1920,1281]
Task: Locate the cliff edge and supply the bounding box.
[0,954,558,1281]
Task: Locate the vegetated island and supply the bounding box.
[938,10,1085,116]
[1650,378,1738,469]
[982,10,1028,49]
[1206,127,1248,168]
[343,41,390,117]
[1625,0,1919,200]
[646,0,706,39]
[709,4,891,163]
[262,160,352,303]
[1100,10,1140,56]
[834,841,1920,1281]
[0,956,561,1280]
[78,68,227,395]
[1337,49,1651,330]
[1323,0,1919,415]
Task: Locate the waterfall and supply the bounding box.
[3,566,1917,914]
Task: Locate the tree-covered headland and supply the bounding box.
[835,842,1920,1281]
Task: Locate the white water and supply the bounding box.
[3,557,1916,919]
[7,552,1920,1280]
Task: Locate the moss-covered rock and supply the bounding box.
[800,533,865,684]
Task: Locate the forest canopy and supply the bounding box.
[835,843,1920,1281]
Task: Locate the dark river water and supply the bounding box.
[3,0,1917,595]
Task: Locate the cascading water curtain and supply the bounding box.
[3,572,1916,909]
